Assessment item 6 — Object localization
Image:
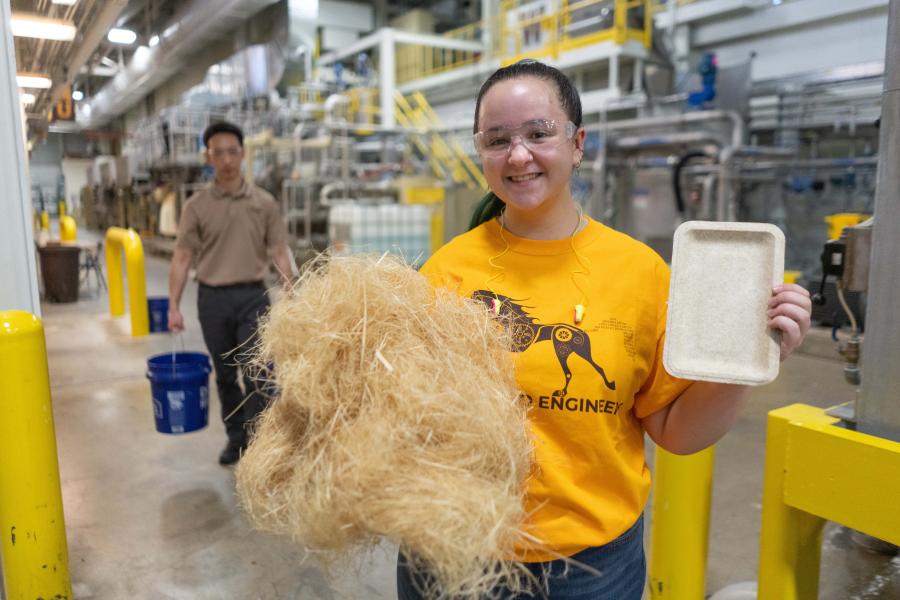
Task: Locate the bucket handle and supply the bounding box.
[170,333,185,376]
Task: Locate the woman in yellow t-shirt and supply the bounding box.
[398,60,812,600]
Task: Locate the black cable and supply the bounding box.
[671,150,710,215]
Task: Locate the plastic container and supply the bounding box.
[38,243,81,303]
[147,297,170,333]
[145,352,211,434]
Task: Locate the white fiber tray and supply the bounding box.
[663,221,785,386]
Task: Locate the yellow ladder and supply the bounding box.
[394,91,487,190]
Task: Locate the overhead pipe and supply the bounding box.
[586,110,746,148]
[610,131,725,150]
[48,0,128,108]
[82,0,280,127]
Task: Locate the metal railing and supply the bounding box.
[396,0,653,83]
[396,20,493,85]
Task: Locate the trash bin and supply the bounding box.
[148,297,170,333]
[38,243,80,303]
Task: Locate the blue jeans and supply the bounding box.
[396,515,645,600]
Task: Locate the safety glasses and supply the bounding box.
[474,119,577,158]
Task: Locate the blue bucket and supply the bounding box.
[148,296,170,333]
[146,352,211,434]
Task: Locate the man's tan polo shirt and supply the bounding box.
[175,180,288,286]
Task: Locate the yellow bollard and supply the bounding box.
[757,406,825,600]
[0,311,73,600]
[59,215,77,242]
[40,211,49,231]
[647,445,715,600]
[104,227,149,337]
[57,200,66,219]
[757,405,900,599]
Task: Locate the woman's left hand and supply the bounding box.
[768,283,812,360]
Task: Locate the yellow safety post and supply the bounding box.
[59,215,76,242]
[57,200,66,218]
[0,311,72,600]
[105,227,149,337]
[648,445,715,600]
[40,211,49,231]
[758,404,900,600]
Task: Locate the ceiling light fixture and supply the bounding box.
[51,0,79,5]
[10,13,77,41]
[17,73,53,89]
[72,90,84,101]
[149,34,160,47]
[20,93,36,105]
[107,28,137,45]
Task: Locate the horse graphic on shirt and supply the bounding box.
[472,290,616,397]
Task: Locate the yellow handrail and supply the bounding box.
[757,404,900,598]
[394,107,448,179]
[0,311,73,599]
[413,94,488,190]
[105,227,149,337]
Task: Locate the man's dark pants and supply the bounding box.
[197,282,271,448]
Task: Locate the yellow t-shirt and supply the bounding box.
[420,217,692,562]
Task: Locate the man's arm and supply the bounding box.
[168,246,193,332]
[270,243,294,290]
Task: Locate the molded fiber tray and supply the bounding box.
[663,221,785,385]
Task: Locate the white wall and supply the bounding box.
[0,0,40,314]
[62,158,94,216]
[711,12,889,80]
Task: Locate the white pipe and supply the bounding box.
[586,110,746,148]
[380,29,396,129]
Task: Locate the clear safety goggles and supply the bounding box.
[474,119,577,157]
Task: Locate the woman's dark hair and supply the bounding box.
[469,60,583,230]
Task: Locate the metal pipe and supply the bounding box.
[858,0,900,441]
[319,181,348,207]
[733,145,797,158]
[585,110,746,148]
[717,146,736,221]
[700,174,718,221]
[610,131,724,150]
[380,29,396,129]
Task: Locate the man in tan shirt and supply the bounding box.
[168,121,293,465]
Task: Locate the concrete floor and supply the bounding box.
[36,244,900,599]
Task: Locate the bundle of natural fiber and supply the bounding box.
[235,254,535,599]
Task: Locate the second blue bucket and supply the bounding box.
[146,351,211,434]
[148,296,170,333]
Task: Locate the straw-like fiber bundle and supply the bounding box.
[235,254,535,598]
